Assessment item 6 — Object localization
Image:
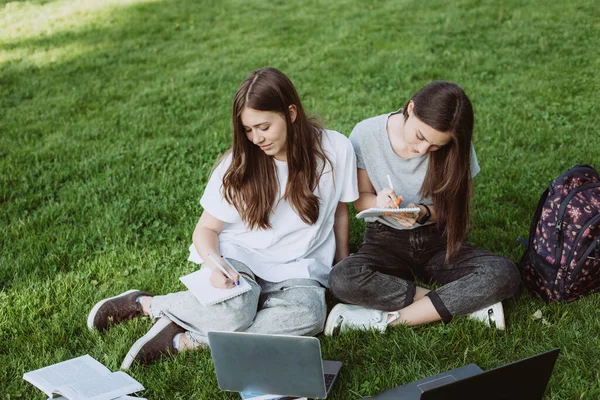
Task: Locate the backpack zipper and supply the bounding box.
[563,214,600,274]
[568,241,600,294]
[553,183,600,265]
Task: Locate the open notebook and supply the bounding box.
[180,267,252,306]
[356,207,420,219]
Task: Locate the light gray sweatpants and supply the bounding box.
[149,259,327,345]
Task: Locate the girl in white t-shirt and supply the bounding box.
[87,67,358,369]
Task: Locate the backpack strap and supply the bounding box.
[517,236,529,248]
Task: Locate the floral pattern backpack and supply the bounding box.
[519,164,600,302]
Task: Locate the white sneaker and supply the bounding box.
[324,304,398,336]
[468,302,505,330]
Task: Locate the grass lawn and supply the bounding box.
[1,0,600,398]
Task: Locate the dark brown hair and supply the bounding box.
[220,67,330,230]
[403,81,474,261]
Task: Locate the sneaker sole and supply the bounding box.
[324,303,353,336]
[87,289,140,331]
[120,317,173,370]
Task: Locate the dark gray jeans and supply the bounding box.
[329,222,521,323]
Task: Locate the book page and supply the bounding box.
[23,355,110,397]
[55,371,144,400]
[180,267,252,306]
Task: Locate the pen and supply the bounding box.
[220,256,241,286]
[386,174,402,208]
[386,174,394,191]
[207,254,237,286]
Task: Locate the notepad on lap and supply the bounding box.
[180,267,252,306]
[356,207,420,219]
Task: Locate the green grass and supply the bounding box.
[1,0,600,398]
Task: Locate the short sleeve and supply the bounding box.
[349,124,365,170]
[337,136,359,203]
[470,144,480,178]
[199,153,240,223]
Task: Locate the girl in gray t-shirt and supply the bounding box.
[325,81,521,334]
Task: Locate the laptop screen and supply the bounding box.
[421,349,559,400]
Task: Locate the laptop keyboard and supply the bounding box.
[324,373,336,391]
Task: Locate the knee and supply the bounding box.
[304,296,327,335]
[214,291,259,331]
[329,263,361,301]
[215,307,255,332]
[304,306,326,335]
[501,258,522,297]
[485,256,522,298]
[281,288,327,335]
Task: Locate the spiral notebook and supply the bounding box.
[356,207,420,219]
[180,267,252,306]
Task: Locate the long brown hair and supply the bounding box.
[403,81,474,261]
[220,67,330,230]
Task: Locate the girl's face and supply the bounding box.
[240,106,296,161]
[401,101,452,158]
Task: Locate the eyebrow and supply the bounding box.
[243,121,270,128]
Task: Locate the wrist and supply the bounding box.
[416,204,431,225]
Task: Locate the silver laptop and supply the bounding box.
[208,331,342,399]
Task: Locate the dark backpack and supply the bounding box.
[519,164,600,302]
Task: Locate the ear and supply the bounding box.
[407,100,414,116]
[288,104,297,123]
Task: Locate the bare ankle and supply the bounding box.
[179,333,198,352]
[138,296,152,316]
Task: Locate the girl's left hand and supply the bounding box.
[391,202,420,227]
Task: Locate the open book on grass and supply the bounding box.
[23,355,144,400]
[356,207,421,219]
[180,266,252,306]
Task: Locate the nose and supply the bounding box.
[417,142,430,154]
[250,130,265,145]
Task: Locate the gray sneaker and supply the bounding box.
[87,289,152,332]
[120,317,186,370]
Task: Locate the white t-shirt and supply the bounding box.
[188,129,359,287]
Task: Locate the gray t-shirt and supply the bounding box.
[349,110,480,230]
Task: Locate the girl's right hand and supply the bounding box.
[209,266,240,289]
[376,188,403,209]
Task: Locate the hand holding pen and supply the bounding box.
[385,175,421,226]
[376,174,403,209]
[207,254,241,289]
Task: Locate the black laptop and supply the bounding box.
[364,348,559,400]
